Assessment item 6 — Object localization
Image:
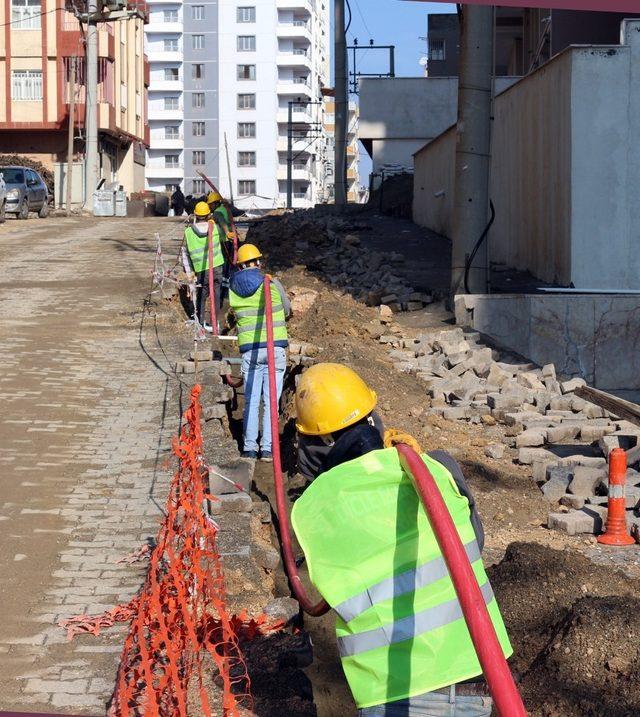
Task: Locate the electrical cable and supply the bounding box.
[463,200,495,294]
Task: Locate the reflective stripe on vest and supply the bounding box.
[184,223,224,272]
[290,448,513,709]
[229,279,288,350]
[338,579,494,658]
[334,539,481,624]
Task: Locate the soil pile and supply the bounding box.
[490,542,640,716]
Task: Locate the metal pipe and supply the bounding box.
[206,222,218,336]
[264,275,330,616]
[396,443,527,717]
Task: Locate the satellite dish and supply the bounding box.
[419,56,428,67]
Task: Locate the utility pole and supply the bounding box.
[334,0,348,207]
[286,101,293,209]
[84,0,99,208]
[451,5,494,295]
[65,56,77,216]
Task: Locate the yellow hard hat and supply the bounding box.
[194,201,211,217]
[237,243,262,264]
[295,363,377,436]
[207,190,222,203]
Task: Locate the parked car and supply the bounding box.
[0,172,6,223]
[1,166,49,219]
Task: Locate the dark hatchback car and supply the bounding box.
[2,166,49,219]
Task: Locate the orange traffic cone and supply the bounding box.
[598,447,635,546]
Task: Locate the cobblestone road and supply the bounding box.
[0,214,186,714]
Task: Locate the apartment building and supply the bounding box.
[145,0,331,209]
[0,0,149,198]
[322,96,360,203]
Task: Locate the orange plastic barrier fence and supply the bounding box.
[60,385,281,716]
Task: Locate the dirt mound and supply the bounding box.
[490,542,640,716]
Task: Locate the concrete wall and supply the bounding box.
[456,293,640,391]
[414,22,640,289]
[360,77,517,172]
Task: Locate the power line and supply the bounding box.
[351,0,372,39]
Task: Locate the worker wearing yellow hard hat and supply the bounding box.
[228,243,291,461]
[183,200,231,331]
[291,363,511,716]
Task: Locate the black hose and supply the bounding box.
[464,200,495,294]
[345,0,352,34]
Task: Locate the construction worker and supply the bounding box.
[184,201,229,330]
[291,363,512,717]
[229,243,291,461]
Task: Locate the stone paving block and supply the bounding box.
[548,506,606,535]
[208,459,254,495]
[542,475,572,502]
[515,429,547,448]
[569,466,606,497]
[561,377,587,394]
[484,443,505,459]
[546,424,580,444]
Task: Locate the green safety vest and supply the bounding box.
[291,448,513,709]
[214,204,231,233]
[184,221,224,273]
[229,278,288,351]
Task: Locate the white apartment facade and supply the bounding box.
[145,0,331,209]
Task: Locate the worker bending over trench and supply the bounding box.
[291,363,513,717]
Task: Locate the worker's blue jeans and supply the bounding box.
[241,346,286,454]
[358,687,493,717]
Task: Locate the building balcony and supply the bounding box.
[277,79,313,98]
[149,79,182,91]
[148,107,183,120]
[277,51,312,70]
[145,21,182,33]
[276,137,313,152]
[98,28,115,60]
[277,165,312,181]
[150,137,184,149]
[276,108,313,124]
[277,0,313,13]
[146,50,182,63]
[146,165,185,178]
[276,23,311,42]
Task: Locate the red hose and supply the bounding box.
[264,275,329,617]
[396,443,527,717]
[206,222,218,336]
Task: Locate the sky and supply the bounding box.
[336,1,457,184]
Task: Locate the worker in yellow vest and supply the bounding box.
[229,243,291,461]
[184,201,229,330]
[291,363,513,717]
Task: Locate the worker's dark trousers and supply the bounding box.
[196,266,223,326]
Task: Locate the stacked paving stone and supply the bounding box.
[372,321,640,537]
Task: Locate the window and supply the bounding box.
[237,35,255,51]
[165,154,180,168]
[11,0,40,29]
[165,183,179,192]
[163,8,177,22]
[164,96,179,110]
[238,180,256,196]
[192,92,205,108]
[428,38,445,61]
[164,67,179,81]
[237,122,256,138]
[192,4,204,19]
[165,126,179,139]
[193,179,205,194]
[11,70,42,101]
[237,64,255,80]
[164,38,178,52]
[193,150,205,165]
[237,6,255,22]
[192,121,205,136]
[192,63,204,80]
[237,93,255,110]
[192,34,204,50]
[238,151,256,167]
